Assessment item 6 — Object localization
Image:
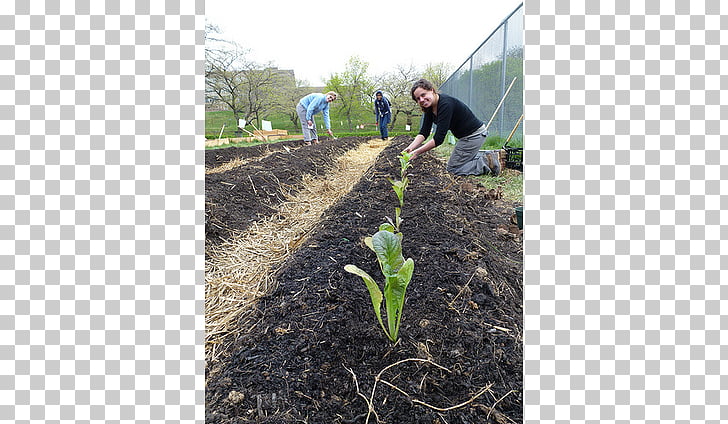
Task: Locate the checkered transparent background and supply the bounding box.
[3,1,204,422]
[524,1,726,423]
[5,0,727,422]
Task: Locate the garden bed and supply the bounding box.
[205,136,523,423]
[205,136,368,247]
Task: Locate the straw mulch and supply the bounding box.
[205,157,250,175]
[205,138,390,360]
[205,144,295,175]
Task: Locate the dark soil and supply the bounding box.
[206,136,523,423]
[205,138,314,169]
[205,136,372,247]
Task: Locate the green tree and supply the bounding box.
[375,64,422,130]
[422,62,453,89]
[325,56,374,130]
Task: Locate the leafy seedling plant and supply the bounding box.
[385,151,412,232]
[345,151,414,342]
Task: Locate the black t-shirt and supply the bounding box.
[418,93,483,146]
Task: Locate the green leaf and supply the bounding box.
[363,236,374,252]
[371,230,405,277]
[378,223,395,233]
[390,180,405,189]
[390,183,405,207]
[389,178,408,208]
[399,152,413,178]
[397,258,415,287]
[344,264,390,339]
[383,258,414,341]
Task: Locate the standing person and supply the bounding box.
[296,91,338,145]
[373,90,392,140]
[403,79,500,176]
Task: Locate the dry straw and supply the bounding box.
[206,157,249,174]
[206,139,389,360]
[205,144,279,174]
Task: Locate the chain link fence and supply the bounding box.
[440,3,523,145]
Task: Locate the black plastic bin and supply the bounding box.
[504,147,523,172]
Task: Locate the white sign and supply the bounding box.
[238,119,246,129]
[405,124,411,131]
[261,120,272,131]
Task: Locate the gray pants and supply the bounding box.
[447,124,490,176]
[296,103,318,142]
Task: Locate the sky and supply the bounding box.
[205,0,524,86]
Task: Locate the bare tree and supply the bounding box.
[205,40,283,126]
[239,62,289,126]
[205,42,247,121]
[270,78,311,129]
[205,21,225,45]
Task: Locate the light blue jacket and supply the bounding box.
[298,93,331,129]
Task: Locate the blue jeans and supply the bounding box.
[377,113,390,139]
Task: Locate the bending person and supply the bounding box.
[296,91,338,145]
[374,90,392,140]
[403,79,500,176]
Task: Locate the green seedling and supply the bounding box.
[386,151,413,230]
[388,180,407,209]
[345,150,415,342]
[345,229,414,342]
[388,151,412,209]
[398,151,413,179]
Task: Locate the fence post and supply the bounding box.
[499,19,509,137]
[468,56,473,108]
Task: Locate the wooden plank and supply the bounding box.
[252,129,289,136]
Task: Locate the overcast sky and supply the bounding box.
[206,0,523,86]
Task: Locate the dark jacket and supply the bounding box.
[374,91,391,121]
[418,93,483,146]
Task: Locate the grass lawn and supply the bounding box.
[206,110,423,139]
